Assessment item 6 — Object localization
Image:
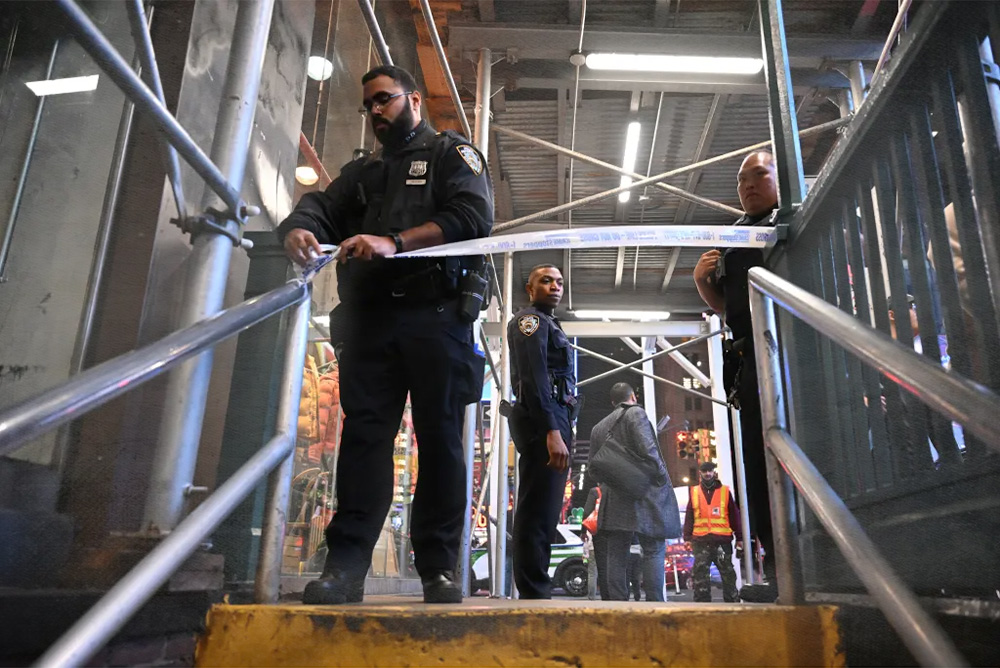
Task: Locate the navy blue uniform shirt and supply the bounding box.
[508,304,576,432]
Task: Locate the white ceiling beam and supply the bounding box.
[448,23,884,62]
[483,320,707,338]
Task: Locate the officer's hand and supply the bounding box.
[337,234,395,262]
[546,430,569,472]
[283,229,323,267]
[735,541,744,561]
[693,250,721,286]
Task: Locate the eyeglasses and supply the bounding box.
[360,91,411,115]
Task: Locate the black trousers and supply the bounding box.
[511,412,572,599]
[737,358,776,581]
[323,302,477,578]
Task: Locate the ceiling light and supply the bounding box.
[618,121,641,204]
[572,309,671,320]
[586,53,764,75]
[295,166,319,186]
[307,56,334,81]
[25,74,99,97]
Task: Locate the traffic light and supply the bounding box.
[676,431,691,459]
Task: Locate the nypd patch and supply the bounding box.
[518,314,540,336]
[457,145,483,175]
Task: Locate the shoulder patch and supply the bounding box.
[518,314,540,336]
[456,145,483,175]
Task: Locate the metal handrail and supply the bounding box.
[748,267,1000,453]
[34,295,311,668]
[0,279,308,457]
[748,266,984,667]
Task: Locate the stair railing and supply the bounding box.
[0,279,311,668]
[748,266,999,667]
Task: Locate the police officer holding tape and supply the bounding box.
[278,65,493,604]
[507,264,578,599]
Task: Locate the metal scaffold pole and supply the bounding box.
[491,252,514,597]
[758,0,806,213]
[459,47,493,596]
[143,0,276,532]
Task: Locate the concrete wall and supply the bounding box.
[0,2,134,466]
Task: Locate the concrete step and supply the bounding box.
[196,597,843,667]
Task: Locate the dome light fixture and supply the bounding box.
[307,56,334,81]
[295,166,320,186]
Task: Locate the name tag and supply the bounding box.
[405,179,427,186]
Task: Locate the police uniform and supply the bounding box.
[277,120,493,592]
[718,209,773,584]
[507,303,577,599]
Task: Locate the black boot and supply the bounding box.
[302,568,366,605]
[421,570,463,604]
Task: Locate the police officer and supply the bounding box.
[278,65,493,604]
[692,150,778,602]
[507,264,576,598]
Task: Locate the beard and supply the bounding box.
[372,104,416,149]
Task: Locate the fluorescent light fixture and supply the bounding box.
[25,74,99,97]
[307,56,334,81]
[295,165,320,186]
[572,309,671,320]
[618,121,641,204]
[586,53,764,75]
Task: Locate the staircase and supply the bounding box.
[195,597,843,667]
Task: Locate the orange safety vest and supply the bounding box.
[691,484,731,537]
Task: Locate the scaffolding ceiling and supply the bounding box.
[399,0,895,316]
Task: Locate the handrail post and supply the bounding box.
[255,294,311,603]
[748,283,804,604]
[143,0,275,533]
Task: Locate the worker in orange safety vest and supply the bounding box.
[682,461,741,602]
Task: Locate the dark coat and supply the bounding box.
[588,404,682,539]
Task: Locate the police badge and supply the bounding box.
[518,314,540,336]
[408,160,428,177]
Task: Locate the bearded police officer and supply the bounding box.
[507,264,577,599]
[693,150,778,602]
[278,65,493,604]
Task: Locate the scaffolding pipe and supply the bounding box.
[570,343,726,406]
[459,48,493,595]
[490,252,514,597]
[492,117,849,233]
[126,0,186,220]
[54,0,242,214]
[0,40,57,279]
[758,0,805,213]
[357,0,393,66]
[144,0,275,532]
[417,0,473,140]
[255,296,310,603]
[492,124,742,217]
[578,328,724,387]
[871,0,914,86]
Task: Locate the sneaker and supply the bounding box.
[421,570,463,604]
[302,569,365,605]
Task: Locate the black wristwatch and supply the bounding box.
[390,232,405,254]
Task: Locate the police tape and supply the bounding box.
[396,224,779,258]
[300,224,778,280]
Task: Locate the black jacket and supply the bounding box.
[277,121,493,304]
